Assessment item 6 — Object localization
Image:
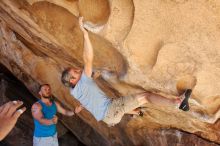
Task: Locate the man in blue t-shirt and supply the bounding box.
[31,84,75,146]
[61,17,191,126]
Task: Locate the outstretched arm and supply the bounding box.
[79,17,93,77]
[55,102,74,116]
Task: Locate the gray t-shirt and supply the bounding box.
[70,72,111,121]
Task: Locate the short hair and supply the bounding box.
[39,84,50,92]
[61,68,72,87]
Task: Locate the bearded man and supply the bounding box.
[31,84,74,146]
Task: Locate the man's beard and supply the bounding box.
[42,95,52,99]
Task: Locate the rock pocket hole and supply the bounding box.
[78,0,110,26]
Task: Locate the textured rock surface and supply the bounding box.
[0,0,220,145]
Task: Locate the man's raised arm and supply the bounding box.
[79,17,93,77]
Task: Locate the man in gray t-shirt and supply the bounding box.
[61,17,191,126]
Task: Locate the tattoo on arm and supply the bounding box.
[32,104,43,119]
[31,107,39,113]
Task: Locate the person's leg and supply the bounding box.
[134,89,192,110]
[135,92,179,107]
[121,95,145,117]
[124,92,178,116]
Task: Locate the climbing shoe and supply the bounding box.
[179,89,192,111]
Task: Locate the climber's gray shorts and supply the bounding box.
[33,133,58,146]
[103,95,140,126]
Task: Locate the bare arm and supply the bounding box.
[79,17,93,77]
[31,103,57,125]
[55,102,74,116]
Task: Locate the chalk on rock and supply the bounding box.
[83,21,105,33]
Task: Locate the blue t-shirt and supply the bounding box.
[70,72,111,121]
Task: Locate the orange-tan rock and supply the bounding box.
[0,0,220,145]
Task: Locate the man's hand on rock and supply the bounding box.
[93,71,101,79]
[66,111,74,117]
[75,105,84,114]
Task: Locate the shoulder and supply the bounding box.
[32,102,42,110]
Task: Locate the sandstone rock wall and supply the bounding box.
[0,0,220,145]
